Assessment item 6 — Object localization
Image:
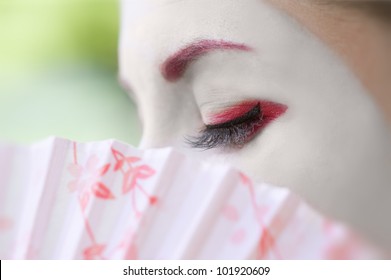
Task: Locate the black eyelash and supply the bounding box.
[186,103,263,150]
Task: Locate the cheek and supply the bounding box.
[221,2,391,194]
[188,8,391,233]
[232,61,390,192]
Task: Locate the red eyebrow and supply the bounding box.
[160,39,252,82]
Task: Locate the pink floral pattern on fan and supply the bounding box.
[220,173,279,257]
[239,172,281,259]
[222,205,240,222]
[105,228,139,260]
[83,244,107,260]
[222,205,246,245]
[111,148,156,217]
[231,228,247,245]
[68,142,156,260]
[0,216,13,231]
[68,155,113,210]
[321,219,363,259]
[0,138,383,259]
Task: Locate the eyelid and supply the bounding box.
[207,100,263,124]
[187,100,288,150]
[206,103,261,129]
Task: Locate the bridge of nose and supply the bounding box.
[136,96,202,151]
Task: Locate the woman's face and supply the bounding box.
[119,0,391,247]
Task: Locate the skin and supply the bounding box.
[119,0,391,251]
[270,0,391,127]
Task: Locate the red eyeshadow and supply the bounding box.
[210,101,287,123]
[209,100,287,141]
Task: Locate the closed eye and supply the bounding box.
[186,101,287,150]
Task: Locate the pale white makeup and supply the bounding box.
[120,0,391,250]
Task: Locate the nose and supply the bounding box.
[136,111,196,152]
[135,95,203,153]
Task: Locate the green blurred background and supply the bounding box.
[0,0,141,145]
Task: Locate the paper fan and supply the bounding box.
[0,137,385,259]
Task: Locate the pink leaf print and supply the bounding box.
[149,196,158,205]
[258,229,277,259]
[222,205,240,222]
[112,148,140,171]
[67,154,113,205]
[134,165,155,179]
[323,234,359,260]
[240,171,282,259]
[122,171,137,194]
[239,172,252,185]
[111,148,157,217]
[79,191,90,211]
[92,182,115,199]
[125,243,138,260]
[324,244,351,260]
[122,166,155,194]
[0,216,13,231]
[111,148,125,161]
[231,228,247,245]
[114,160,124,172]
[126,157,141,164]
[83,244,106,260]
[99,163,111,176]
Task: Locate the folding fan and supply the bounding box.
[0,137,384,259]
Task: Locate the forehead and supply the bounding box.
[120,0,151,27]
[120,0,238,31]
[119,0,268,86]
[121,0,188,25]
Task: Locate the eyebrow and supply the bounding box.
[160,39,252,82]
